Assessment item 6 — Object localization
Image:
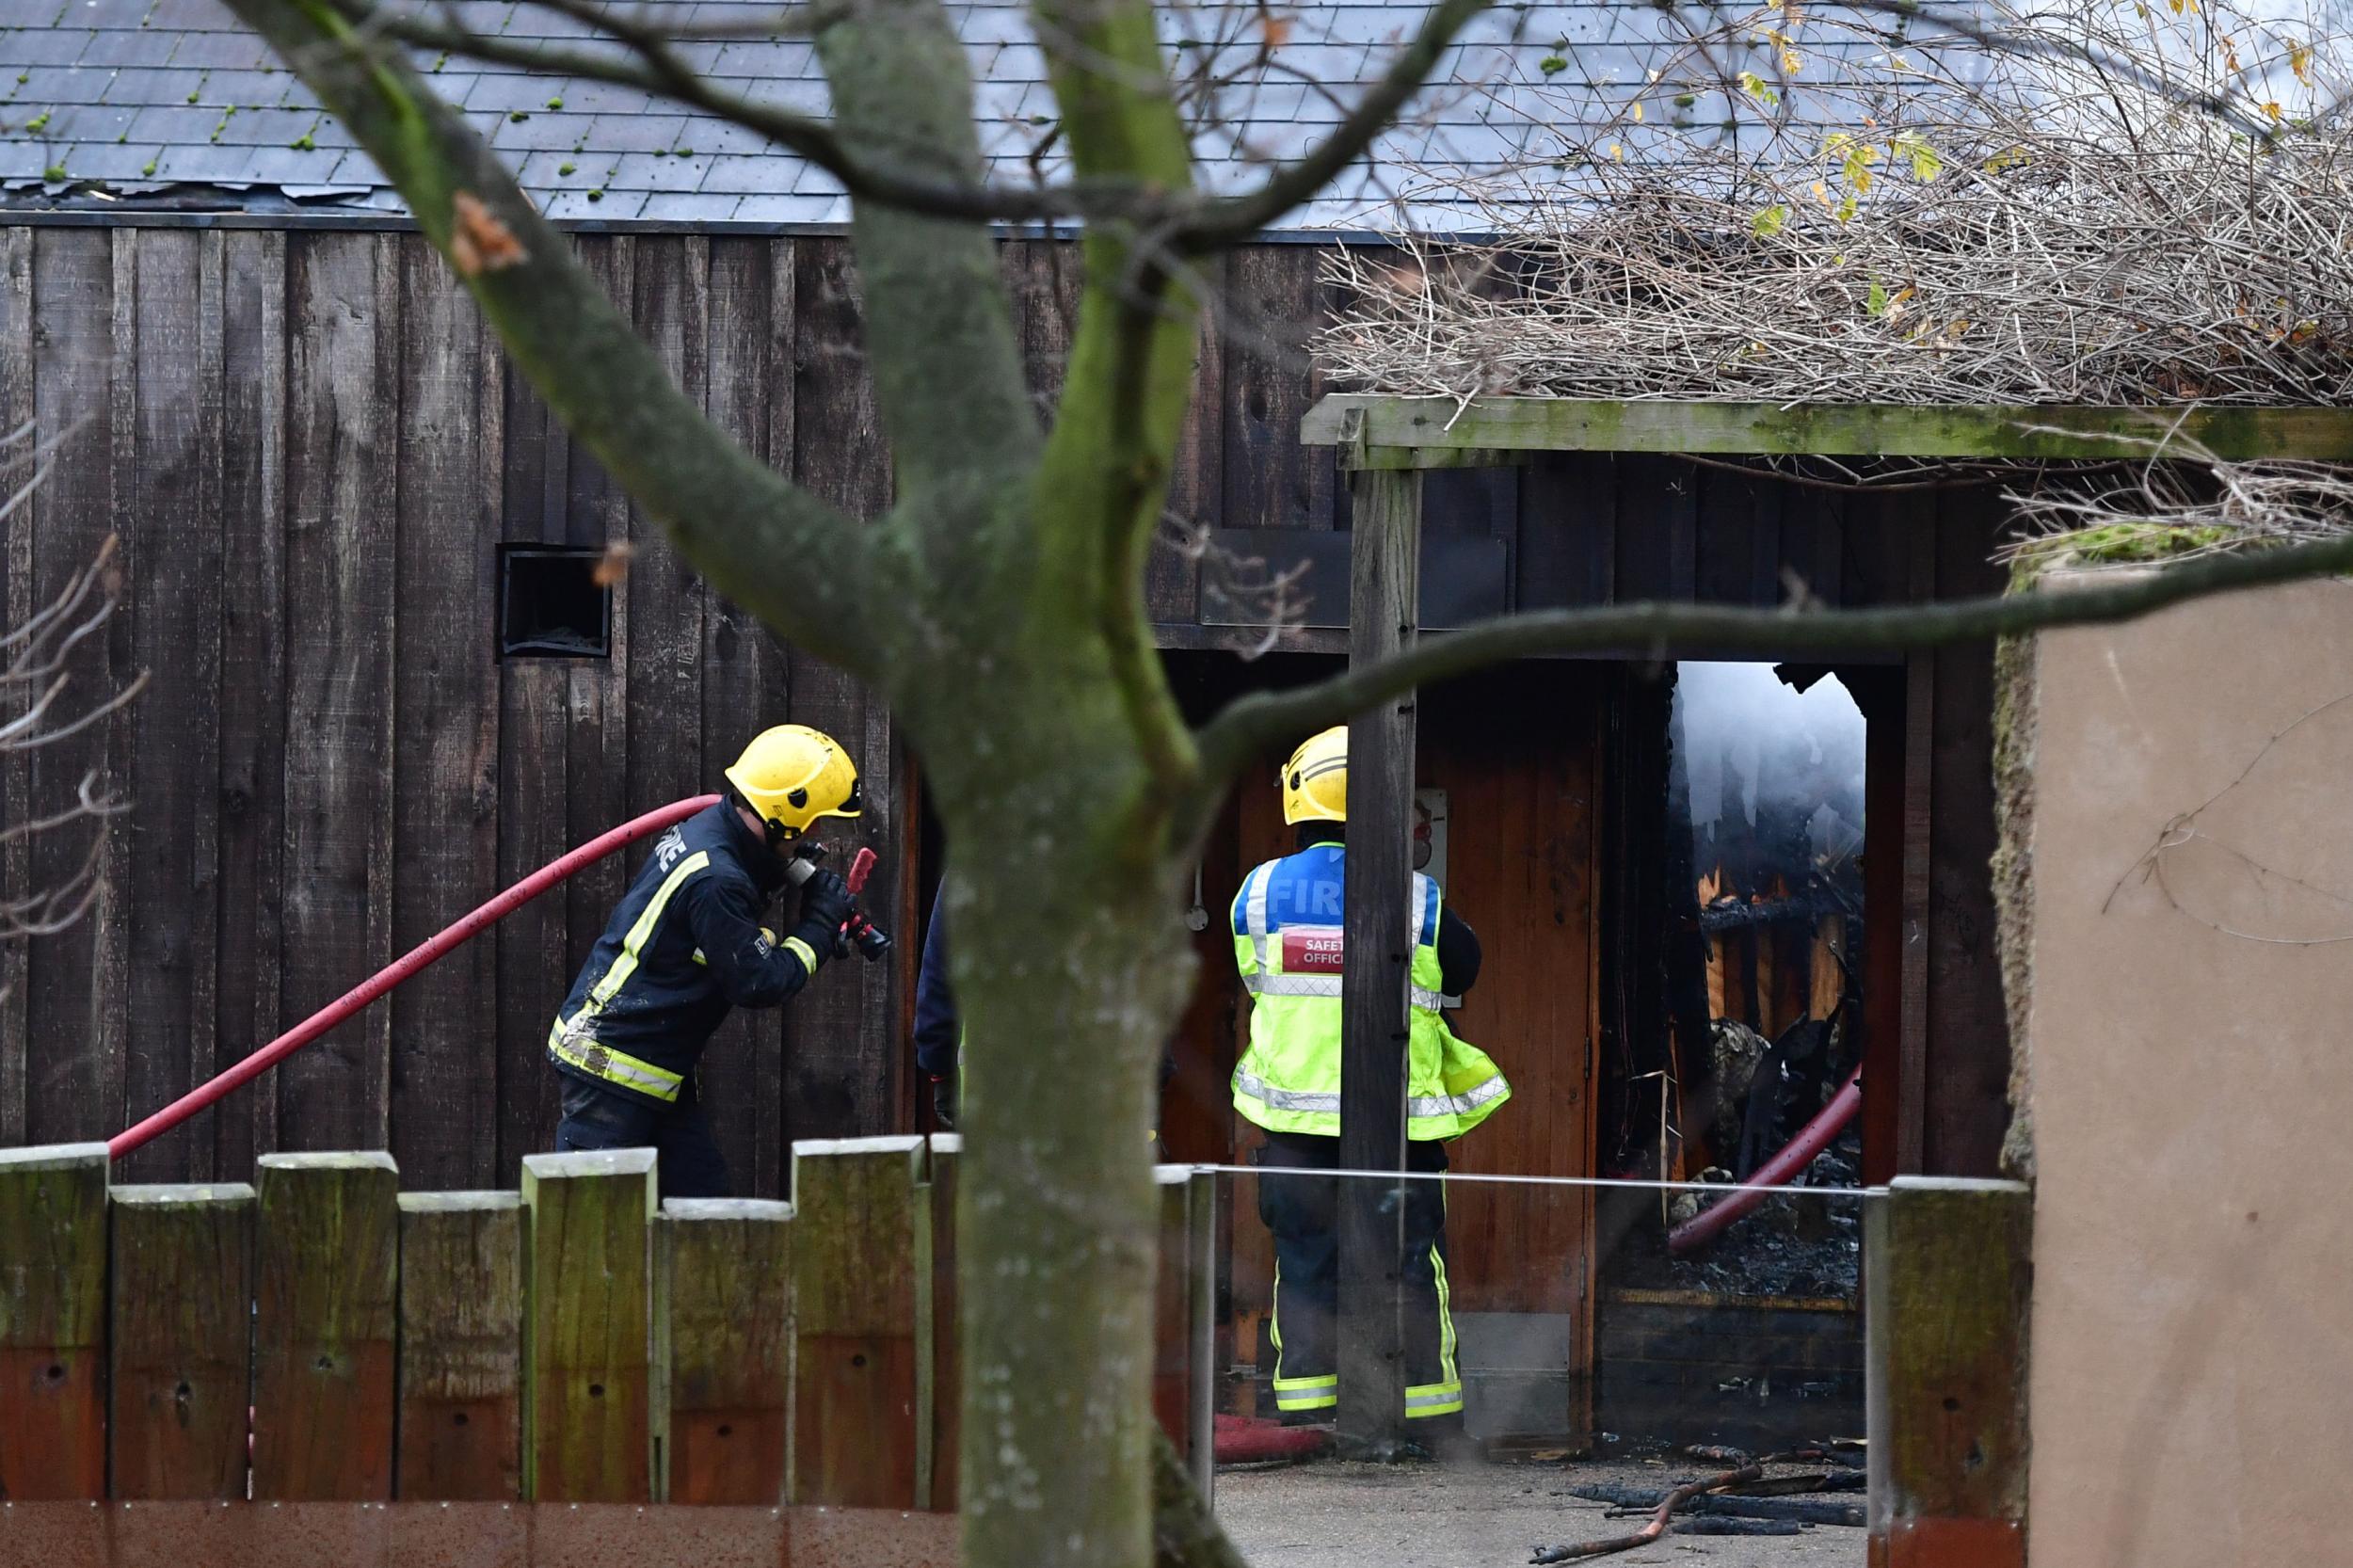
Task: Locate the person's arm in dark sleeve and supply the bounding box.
[1437,905,1482,997]
[913,886,960,1079]
[684,872,826,1009]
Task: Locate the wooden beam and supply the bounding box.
[0,1144,109,1500]
[1865,1176,2031,1566]
[252,1151,401,1500]
[1337,465,1419,1454]
[396,1191,524,1500]
[1304,393,2353,463]
[521,1147,657,1502]
[658,1196,793,1505]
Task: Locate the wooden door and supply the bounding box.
[1170,661,1603,1420]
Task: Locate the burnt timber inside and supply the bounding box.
[1302,388,2353,1448]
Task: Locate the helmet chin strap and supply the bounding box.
[728,786,799,856]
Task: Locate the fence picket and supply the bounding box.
[109,1182,253,1498]
[659,1196,793,1504]
[396,1190,523,1499]
[522,1147,656,1502]
[791,1135,926,1508]
[0,1143,108,1499]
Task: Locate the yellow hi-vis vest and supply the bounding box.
[1229,843,1510,1141]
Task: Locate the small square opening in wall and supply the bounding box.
[498,545,613,659]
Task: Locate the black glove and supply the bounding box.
[930,1075,957,1130]
[796,866,854,937]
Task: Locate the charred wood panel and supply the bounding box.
[120,228,225,1182]
[1924,492,2010,1177]
[1597,1293,1864,1452]
[25,228,128,1150]
[1221,246,1336,534]
[390,237,503,1192]
[788,236,900,1151]
[278,230,399,1154]
[1611,455,1697,604]
[1517,454,1615,611]
[0,228,28,1146]
[1151,251,1223,623]
[213,228,289,1182]
[700,233,791,1199]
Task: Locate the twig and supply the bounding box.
[1532,1464,1763,1562]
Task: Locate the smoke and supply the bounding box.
[1673,663,1865,856]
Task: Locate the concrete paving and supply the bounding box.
[1215,1459,1865,1568]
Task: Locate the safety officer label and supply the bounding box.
[1281,926,1345,972]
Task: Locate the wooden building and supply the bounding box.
[0,216,2015,1194]
[0,0,2040,1448]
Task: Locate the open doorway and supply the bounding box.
[1594,661,1870,1455]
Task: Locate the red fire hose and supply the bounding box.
[109,793,724,1162]
[1665,1067,1864,1255]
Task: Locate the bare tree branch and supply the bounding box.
[348,0,1159,228]
[1191,530,2353,794]
[0,493,143,956]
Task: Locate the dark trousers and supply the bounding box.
[1255,1132,1462,1426]
[554,1073,732,1199]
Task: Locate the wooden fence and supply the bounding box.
[0,1134,1217,1564]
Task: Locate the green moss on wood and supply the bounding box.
[659,1197,793,1504]
[1302,393,2353,463]
[109,1184,255,1500]
[0,1144,110,1500]
[521,1148,657,1503]
[252,1152,400,1500]
[397,1191,524,1500]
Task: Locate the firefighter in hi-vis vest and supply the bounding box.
[547,725,860,1198]
[1230,725,1510,1432]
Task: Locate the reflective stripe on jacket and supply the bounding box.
[1228,842,1510,1140]
[549,802,824,1104]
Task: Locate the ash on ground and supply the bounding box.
[1613,1135,1863,1301]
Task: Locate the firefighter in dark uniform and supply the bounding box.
[548,725,860,1197]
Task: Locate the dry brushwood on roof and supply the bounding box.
[1316,0,2353,408]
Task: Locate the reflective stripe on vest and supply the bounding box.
[1238,862,1445,1009]
[546,848,712,1101]
[1230,846,1510,1140]
[546,1018,688,1100]
[1232,1066,1510,1123]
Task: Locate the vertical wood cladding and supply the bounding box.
[0,226,2006,1184]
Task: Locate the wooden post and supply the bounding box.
[522,1147,657,1502]
[925,1132,961,1513]
[658,1196,793,1504]
[252,1151,401,1499]
[1338,459,1421,1453]
[109,1182,254,1499]
[1152,1166,1195,1465]
[791,1135,926,1508]
[1865,1176,2031,1568]
[0,1143,108,1499]
[1186,1167,1216,1499]
[396,1191,523,1500]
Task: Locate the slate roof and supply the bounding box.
[0,0,1936,228]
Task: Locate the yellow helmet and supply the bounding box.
[725,725,862,842]
[1281,726,1348,825]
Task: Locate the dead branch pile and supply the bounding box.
[2001,455,2353,569]
[1318,1,2353,408]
